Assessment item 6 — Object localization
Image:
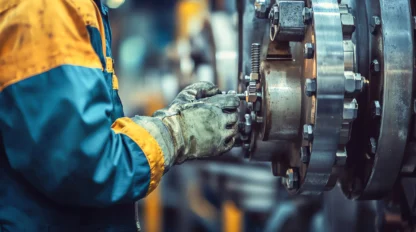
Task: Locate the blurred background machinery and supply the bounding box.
[107,0,416,231]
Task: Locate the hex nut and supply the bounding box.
[304,43,314,59]
[302,7,312,23]
[343,98,358,121]
[303,124,314,141]
[305,78,317,97]
[345,72,366,94]
[369,137,377,154]
[371,59,380,72]
[341,13,356,37]
[335,148,348,166]
[300,146,310,164]
[285,168,299,190]
[372,101,381,118]
[370,15,381,34]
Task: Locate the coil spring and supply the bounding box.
[251,43,260,74]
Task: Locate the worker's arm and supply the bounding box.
[0,0,239,207]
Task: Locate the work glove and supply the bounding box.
[133,82,240,170]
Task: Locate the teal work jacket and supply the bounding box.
[0,0,165,231]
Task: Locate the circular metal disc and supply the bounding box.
[300,0,345,194]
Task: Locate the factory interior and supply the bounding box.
[1,0,416,231]
[105,0,416,231]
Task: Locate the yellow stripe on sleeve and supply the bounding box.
[112,117,165,195]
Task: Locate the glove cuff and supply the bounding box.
[132,116,176,172]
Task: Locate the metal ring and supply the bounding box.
[300,0,345,194]
[358,0,414,199]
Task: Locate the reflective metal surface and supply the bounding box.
[358,0,414,199]
[300,0,345,194]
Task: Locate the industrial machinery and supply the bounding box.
[236,0,416,227]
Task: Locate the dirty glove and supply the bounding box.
[133,82,240,171]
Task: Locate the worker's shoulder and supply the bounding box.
[0,0,102,92]
[0,0,101,29]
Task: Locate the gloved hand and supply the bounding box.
[133,82,240,170]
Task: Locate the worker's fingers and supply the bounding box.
[183,81,221,99]
[225,113,239,128]
[200,94,240,111]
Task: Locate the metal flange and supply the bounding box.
[299,0,345,195]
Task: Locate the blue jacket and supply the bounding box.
[0,0,165,231]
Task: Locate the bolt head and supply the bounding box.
[372,101,381,118]
[343,98,358,121]
[285,168,299,190]
[371,59,380,72]
[345,72,366,94]
[269,5,279,25]
[341,13,356,37]
[303,124,314,141]
[370,16,381,34]
[300,146,310,164]
[305,78,317,97]
[302,7,312,23]
[304,43,314,59]
[369,137,377,154]
[335,148,348,166]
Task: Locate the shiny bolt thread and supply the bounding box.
[251,43,261,74]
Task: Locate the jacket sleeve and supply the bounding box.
[0,0,165,207]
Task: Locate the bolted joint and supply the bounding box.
[302,7,313,23]
[284,168,299,190]
[372,101,381,118]
[305,78,317,97]
[254,0,270,19]
[370,15,381,34]
[344,72,367,94]
[303,124,314,141]
[343,98,358,122]
[300,146,311,164]
[304,43,314,59]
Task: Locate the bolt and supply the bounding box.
[341,13,356,37]
[335,148,348,166]
[371,59,380,72]
[254,0,269,19]
[245,114,252,134]
[300,146,310,164]
[369,137,377,154]
[269,4,279,25]
[343,98,358,122]
[305,78,317,97]
[372,101,381,118]
[303,124,314,141]
[370,16,381,34]
[302,7,312,23]
[344,72,366,94]
[304,43,314,59]
[285,168,299,190]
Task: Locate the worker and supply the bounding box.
[0,0,240,231]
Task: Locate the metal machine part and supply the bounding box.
[238,0,415,203]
